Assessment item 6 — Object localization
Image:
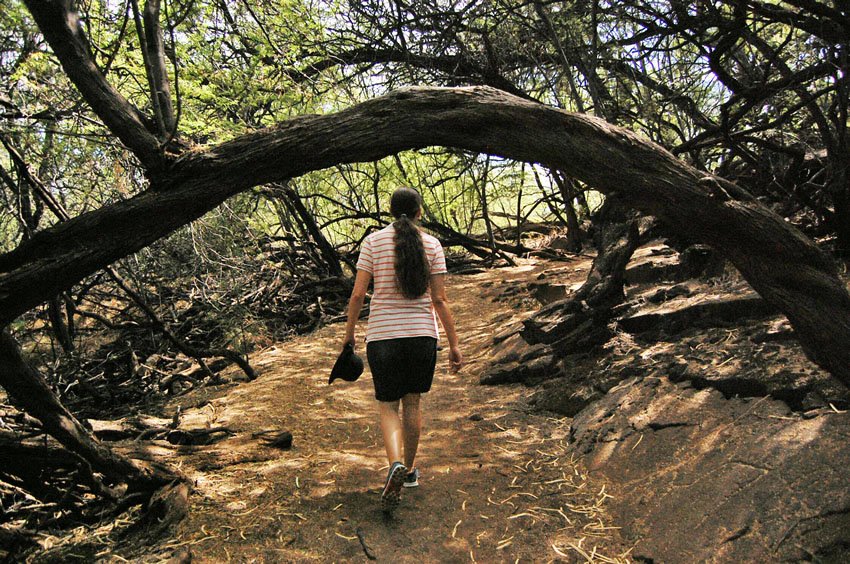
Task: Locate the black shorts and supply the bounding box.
[366,336,438,402]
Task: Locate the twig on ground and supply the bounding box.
[355,527,377,560]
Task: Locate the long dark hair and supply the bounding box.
[390,187,429,298]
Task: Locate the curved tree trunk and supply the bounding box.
[1,86,849,384]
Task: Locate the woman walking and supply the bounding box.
[342,187,463,514]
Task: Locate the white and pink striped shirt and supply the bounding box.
[356,223,448,343]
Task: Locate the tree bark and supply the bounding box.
[553,172,584,253]
[47,295,74,353]
[1,86,849,384]
[141,0,176,134]
[23,0,162,170]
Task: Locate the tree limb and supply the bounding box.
[0,85,849,384]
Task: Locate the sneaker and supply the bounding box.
[403,468,420,488]
[381,462,407,513]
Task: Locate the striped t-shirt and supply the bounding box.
[356,223,448,343]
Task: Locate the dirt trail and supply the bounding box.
[147,259,627,562]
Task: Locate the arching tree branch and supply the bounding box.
[1,86,849,385]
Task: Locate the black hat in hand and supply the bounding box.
[329,342,364,384]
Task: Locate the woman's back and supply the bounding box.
[357,223,447,343]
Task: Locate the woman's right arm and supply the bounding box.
[343,269,372,350]
[430,274,463,372]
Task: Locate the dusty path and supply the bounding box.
[147,259,627,562]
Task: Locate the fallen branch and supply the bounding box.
[87,416,234,445]
[356,527,377,560]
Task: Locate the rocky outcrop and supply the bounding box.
[482,244,850,416]
[479,332,558,385]
[570,377,850,562]
[618,295,777,334]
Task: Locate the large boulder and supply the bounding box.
[570,376,850,562]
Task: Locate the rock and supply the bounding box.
[751,318,796,343]
[547,236,572,250]
[529,383,602,416]
[649,246,677,256]
[624,244,723,285]
[480,351,557,386]
[624,261,679,284]
[468,413,483,421]
[527,281,569,305]
[569,376,850,562]
[525,354,633,416]
[619,295,777,334]
[661,354,849,412]
[480,331,559,385]
[493,321,525,345]
[751,328,796,343]
[645,283,691,304]
[487,332,542,364]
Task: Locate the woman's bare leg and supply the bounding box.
[401,393,421,470]
[378,400,403,465]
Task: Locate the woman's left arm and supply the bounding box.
[343,269,372,350]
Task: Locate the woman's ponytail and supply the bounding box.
[391,188,429,299]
